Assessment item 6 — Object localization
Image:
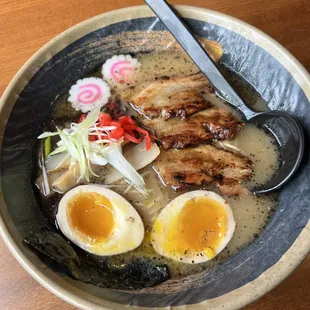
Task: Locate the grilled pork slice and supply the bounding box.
[142,107,243,150]
[128,73,214,120]
[154,145,253,196]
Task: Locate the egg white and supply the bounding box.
[56,185,144,256]
[151,190,235,264]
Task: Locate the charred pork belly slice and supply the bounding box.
[127,73,214,120]
[142,107,243,150]
[154,145,253,196]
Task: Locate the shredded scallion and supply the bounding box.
[38,108,147,193]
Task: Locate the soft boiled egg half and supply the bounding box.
[56,185,144,256]
[152,190,235,264]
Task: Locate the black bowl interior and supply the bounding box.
[1,17,310,307]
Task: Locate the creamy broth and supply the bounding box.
[96,165,277,277]
[46,49,280,278]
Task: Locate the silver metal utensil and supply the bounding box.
[145,0,304,194]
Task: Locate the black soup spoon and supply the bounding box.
[145,0,304,194]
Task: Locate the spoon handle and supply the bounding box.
[145,0,256,120]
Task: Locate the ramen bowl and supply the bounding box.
[0,5,309,310]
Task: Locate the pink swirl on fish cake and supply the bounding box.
[77,84,102,104]
[110,60,135,82]
[102,55,141,84]
[68,77,111,113]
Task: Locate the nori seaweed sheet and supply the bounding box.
[24,226,170,290]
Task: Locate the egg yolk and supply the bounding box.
[165,197,227,256]
[67,192,115,243]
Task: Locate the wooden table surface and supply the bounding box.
[1,0,310,309]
